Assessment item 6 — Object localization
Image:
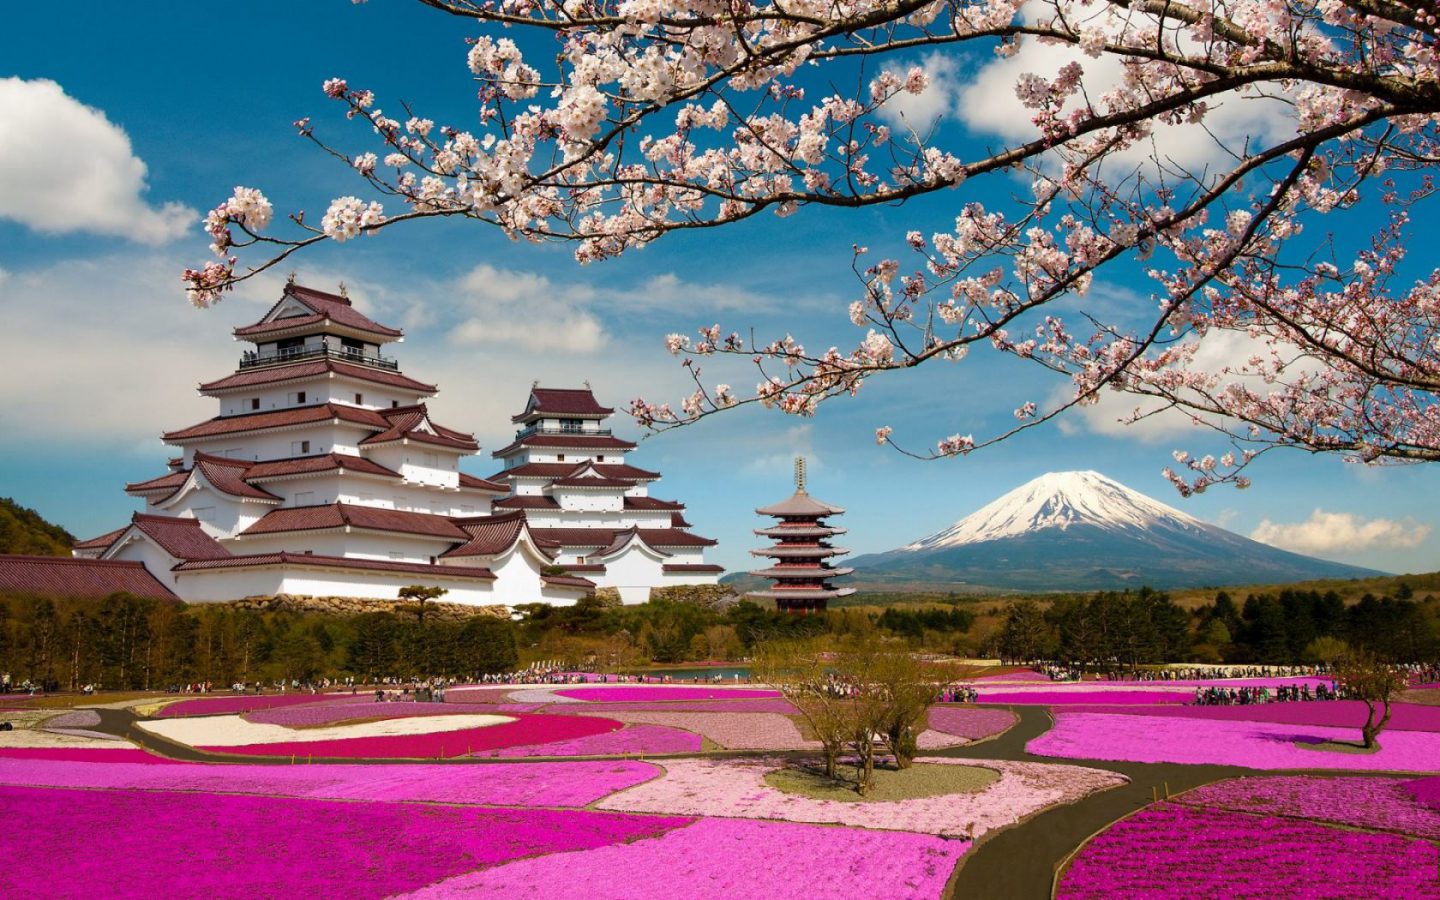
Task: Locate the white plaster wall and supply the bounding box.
[227,531,453,563]
[162,486,256,540]
[553,489,622,513]
[173,567,502,605]
[178,423,373,464]
[106,538,181,591]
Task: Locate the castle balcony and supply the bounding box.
[238,345,399,372]
[514,423,614,440]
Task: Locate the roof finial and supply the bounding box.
[583,379,591,390]
[532,378,540,389]
[794,455,807,493]
[337,280,348,298]
[286,271,297,285]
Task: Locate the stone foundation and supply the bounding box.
[222,593,511,621]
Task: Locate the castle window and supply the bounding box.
[249,398,260,411]
[192,507,214,523]
[354,392,364,405]
[291,440,311,455]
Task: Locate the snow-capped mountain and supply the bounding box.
[850,470,1382,591]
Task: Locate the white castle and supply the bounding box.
[71,281,722,606]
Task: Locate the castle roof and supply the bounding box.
[756,491,846,517]
[73,526,128,552]
[199,359,436,395]
[457,472,509,494]
[359,405,479,452]
[191,453,281,502]
[244,453,402,482]
[528,527,717,549]
[173,552,496,581]
[239,503,470,541]
[126,513,232,561]
[490,432,637,458]
[234,283,403,340]
[490,462,660,483]
[661,564,725,574]
[511,387,613,423]
[0,555,178,601]
[441,510,545,559]
[162,403,389,442]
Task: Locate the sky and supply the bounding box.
[0,1,1434,577]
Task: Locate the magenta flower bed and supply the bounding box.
[926,707,1017,740]
[974,670,1052,682]
[0,757,663,807]
[495,724,702,757]
[1179,775,1440,839]
[0,747,187,764]
[203,712,623,759]
[1031,711,1440,771]
[248,701,538,727]
[0,784,690,899]
[157,692,366,718]
[1405,776,1440,811]
[1068,700,1440,732]
[977,691,1187,705]
[1057,802,1440,899]
[401,816,963,899]
[552,697,800,715]
[555,686,780,702]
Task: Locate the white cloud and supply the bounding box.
[0,78,193,243]
[955,4,1293,178]
[449,264,607,353]
[740,424,825,477]
[1251,510,1432,555]
[877,53,961,132]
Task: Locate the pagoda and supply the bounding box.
[486,384,723,602]
[748,458,854,612]
[70,279,611,606]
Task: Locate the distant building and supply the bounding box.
[59,279,720,606]
[748,458,854,612]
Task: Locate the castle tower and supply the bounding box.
[748,457,854,613]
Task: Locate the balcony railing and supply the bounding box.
[514,424,614,440]
[238,345,399,372]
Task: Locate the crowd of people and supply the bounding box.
[1037,664,1328,683]
[1193,682,1344,705]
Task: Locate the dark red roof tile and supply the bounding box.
[73,526,128,551]
[662,564,725,574]
[235,284,403,339]
[540,574,597,590]
[512,387,613,423]
[173,552,495,580]
[359,405,479,451]
[244,453,401,481]
[163,403,389,442]
[126,470,190,495]
[191,454,280,501]
[442,511,538,559]
[491,432,636,458]
[129,514,232,561]
[239,503,469,541]
[490,462,660,482]
[492,496,560,509]
[457,473,509,493]
[0,555,178,601]
[528,527,717,549]
[200,359,436,394]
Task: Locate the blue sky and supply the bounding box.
[1,1,1434,577]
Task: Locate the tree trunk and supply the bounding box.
[1362,699,1393,749]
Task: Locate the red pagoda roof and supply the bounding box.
[200,359,436,395]
[491,462,660,482]
[511,387,614,423]
[162,403,389,442]
[0,555,178,601]
[239,503,469,541]
[756,491,846,517]
[490,432,636,458]
[234,283,403,340]
[126,513,233,561]
[173,552,496,581]
[359,405,479,452]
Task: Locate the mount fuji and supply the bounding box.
[848,471,1382,591]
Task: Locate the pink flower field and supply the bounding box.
[1408,776,1440,810]
[0,757,664,807]
[0,785,690,899]
[587,710,817,750]
[1057,802,1440,899]
[399,816,964,899]
[549,697,801,714]
[554,686,781,702]
[247,700,540,727]
[597,756,1126,836]
[495,724,703,757]
[156,692,367,718]
[926,707,1017,740]
[1066,699,1440,731]
[1030,711,1440,771]
[1179,775,1440,839]
[0,747,187,764]
[204,712,623,759]
[976,690,1188,705]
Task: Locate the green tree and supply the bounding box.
[398,585,449,626]
[1335,653,1407,749]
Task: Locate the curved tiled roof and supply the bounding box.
[756,491,846,517]
[493,495,560,510]
[234,284,403,339]
[126,470,189,495]
[457,472,509,493]
[173,552,496,581]
[239,503,469,541]
[662,564,726,574]
[73,526,128,552]
[490,462,660,482]
[549,475,633,490]
[200,359,436,395]
[359,405,479,452]
[191,454,281,501]
[127,514,232,561]
[511,387,613,423]
[490,432,636,458]
[245,453,401,481]
[163,403,389,442]
[442,511,542,559]
[528,527,717,549]
[541,574,597,590]
[0,555,178,601]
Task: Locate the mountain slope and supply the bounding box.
[851,471,1382,591]
[0,497,76,556]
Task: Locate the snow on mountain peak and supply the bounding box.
[903,470,1209,551]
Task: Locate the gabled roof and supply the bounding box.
[173,552,496,581]
[239,503,470,541]
[126,470,190,496]
[490,462,661,482]
[73,526,128,552]
[528,527,718,549]
[442,510,549,559]
[547,460,633,491]
[491,432,636,458]
[190,453,281,502]
[359,404,479,452]
[199,359,436,395]
[624,496,685,511]
[123,514,232,561]
[662,564,725,574]
[0,555,178,601]
[511,387,613,423]
[541,574,597,591]
[234,283,403,340]
[244,453,401,481]
[756,491,846,517]
[493,495,560,510]
[456,472,509,493]
[163,403,390,443]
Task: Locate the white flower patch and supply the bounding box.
[138,713,512,748]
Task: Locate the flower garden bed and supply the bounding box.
[926,707,1017,740]
[765,762,1000,803]
[247,701,538,727]
[0,784,691,899]
[548,697,801,715]
[598,756,1125,836]
[142,712,514,748]
[554,686,781,702]
[0,747,185,764]
[155,692,368,718]
[1030,711,1440,771]
[398,816,965,899]
[0,757,664,807]
[1177,775,1440,839]
[494,724,703,757]
[1407,776,1440,810]
[1056,802,1440,899]
[976,690,1188,705]
[1059,700,1440,732]
[579,710,816,750]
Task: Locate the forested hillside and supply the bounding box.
[0,498,75,556]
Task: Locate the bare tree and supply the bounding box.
[1334,652,1407,750]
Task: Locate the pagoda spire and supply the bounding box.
[794,455,806,494]
[747,471,854,613]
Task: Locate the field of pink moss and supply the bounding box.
[585,710,816,750]
[0,757,663,807]
[0,785,689,899]
[977,690,1187,705]
[0,747,187,764]
[550,697,801,715]
[1030,711,1440,771]
[247,701,539,727]
[494,724,702,757]
[555,686,780,702]
[598,756,1124,837]
[1179,775,1440,839]
[1057,802,1440,899]
[399,816,963,899]
[1063,700,1440,732]
[1408,776,1440,810]
[926,707,1017,740]
[203,712,622,759]
[156,693,367,718]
